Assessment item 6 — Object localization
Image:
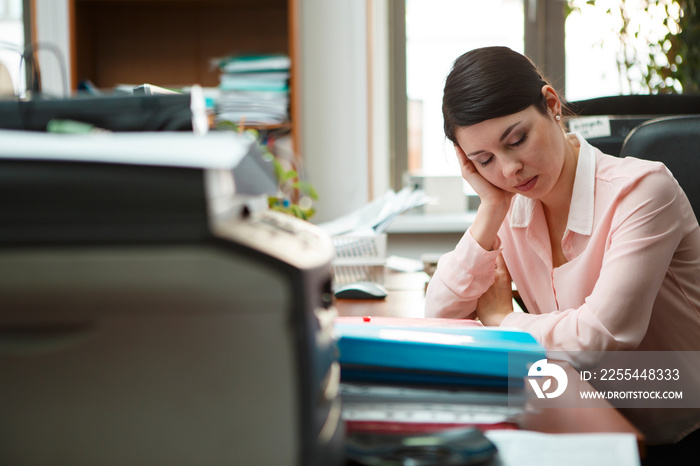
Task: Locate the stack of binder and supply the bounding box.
[334,317,546,434]
[212,54,291,128]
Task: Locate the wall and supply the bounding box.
[297,0,371,224]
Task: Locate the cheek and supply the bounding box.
[477,165,508,189]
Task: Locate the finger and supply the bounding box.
[454,145,478,178]
[454,144,467,164]
[495,254,511,280]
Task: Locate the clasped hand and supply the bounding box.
[476,254,514,326]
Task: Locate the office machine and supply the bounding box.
[0,92,194,132]
[0,131,344,465]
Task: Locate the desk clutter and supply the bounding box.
[333,317,642,466]
[333,316,546,465]
[320,188,427,289]
[211,53,291,130]
[334,316,545,387]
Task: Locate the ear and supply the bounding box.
[541,84,561,118]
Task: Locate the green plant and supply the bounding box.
[659,0,700,93]
[567,0,699,94]
[267,155,318,220]
[216,120,318,220]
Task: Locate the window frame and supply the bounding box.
[391,0,566,191]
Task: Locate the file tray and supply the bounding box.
[334,320,545,387]
[331,234,386,287]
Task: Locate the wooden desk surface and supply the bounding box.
[334,270,429,318]
[334,270,645,456]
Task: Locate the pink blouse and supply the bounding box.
[426,135,700,352]
[425,135,700,443]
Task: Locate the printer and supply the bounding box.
[0,130,344,465]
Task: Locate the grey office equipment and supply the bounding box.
[0,131,344,465]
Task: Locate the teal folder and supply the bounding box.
[334,318,545,387]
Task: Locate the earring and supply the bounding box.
[555,115,561,121]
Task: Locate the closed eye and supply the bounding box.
[510,133,527,148]
[479,155,494,167]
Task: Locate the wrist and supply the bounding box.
[482,308,513,327]
[470,202,509,251]
[478,199,510,219]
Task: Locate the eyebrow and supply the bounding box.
[466,120,523,158]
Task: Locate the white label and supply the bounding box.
[568,116,612,138]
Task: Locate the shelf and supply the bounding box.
[72,0,290,89]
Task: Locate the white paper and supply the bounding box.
[484,430,640,466]
[385,255,425,273]
[318,187,427,236]
[0,130,254,170]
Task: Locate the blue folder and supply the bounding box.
[334,322,545,387]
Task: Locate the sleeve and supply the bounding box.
[501,168,688,352]
[424,228,504,319]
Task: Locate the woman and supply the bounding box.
[425,46,700,457]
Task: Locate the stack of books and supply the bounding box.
[334,316,546,435]
[212,54,291,129]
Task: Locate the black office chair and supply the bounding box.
[568,95,700,156]
[619,115,700,220]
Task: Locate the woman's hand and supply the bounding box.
[454,144,512,251]
[455,145,514,212]
[475,254,514,326]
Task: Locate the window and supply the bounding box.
[405,0,525,178]
[401,0,676,194]
[0,0,24,96]
[565,0,683,99]
[565,3,623,101]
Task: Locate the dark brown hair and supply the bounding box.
[442,46,551,144]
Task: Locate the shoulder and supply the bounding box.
[595,151,676,198]
[585,147,690,230]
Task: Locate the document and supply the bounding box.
[318,187,427,236]
[484,430,640,466]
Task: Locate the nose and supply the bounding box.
[501,155,523,178]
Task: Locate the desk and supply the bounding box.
[334,269,646,457]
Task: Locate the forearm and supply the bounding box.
[469,200,510,251]
[424,228,503,319]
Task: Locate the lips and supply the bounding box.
[514,176,538,192]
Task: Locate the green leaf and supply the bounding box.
[216,120,238,132]
[291,204,305,219]
[294,181,319,200]
[271,158,286,182]
[245,128,260,139]
[281,169,298,182]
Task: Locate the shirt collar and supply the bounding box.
[509,133,596,235]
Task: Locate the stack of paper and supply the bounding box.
[318,187,427,237]
[212,54,291,128]
[335,317,545,435]
[334,317,545,387]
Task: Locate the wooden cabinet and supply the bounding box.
[71,0,292,89]
[69,0,299,152]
